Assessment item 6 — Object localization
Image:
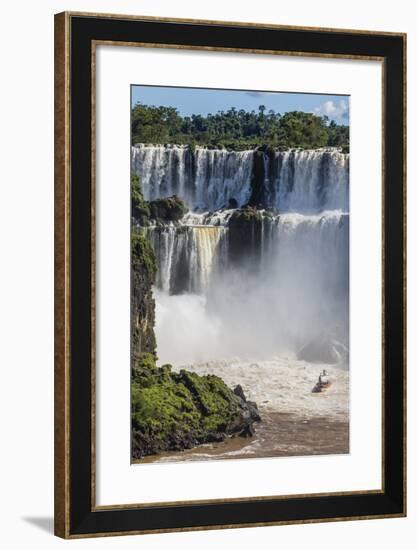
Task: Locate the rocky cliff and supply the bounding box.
[131,230,157,361]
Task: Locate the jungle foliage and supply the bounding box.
[131,103,349,151]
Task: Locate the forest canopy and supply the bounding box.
[131,103,349,152]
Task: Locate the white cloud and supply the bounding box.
[314,99,349,123]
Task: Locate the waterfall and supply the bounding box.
[194,227,223,292]
[132,144,254,211]
[134,143,349,359]
[132,144,348,213]
[148,225,225,295]
[134,145,349,300]
[271,150,349,213]
[273,211,349,340]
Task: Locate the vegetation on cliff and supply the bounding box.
[131,229,157,360]
[131,173,151,224]
[148,195,188,222]
[132,103,349,151]
[132,174,188,225]
[131,353,261,459]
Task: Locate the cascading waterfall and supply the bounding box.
[132,144,348,213]
[148,224,226,295]
[132,144,254,211]
[270,149,349,212]
[134,143,349,363]
[194,226,224,292]
[272,211,349,350]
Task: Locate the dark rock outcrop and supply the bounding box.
[148,194,188,223]
[248,147,267,206]
[131,174,151,225]
[132,174,188,225]
[227,206,263,264]
[131,353,261,459]
[297,334,349,365]
[233,384,247,402]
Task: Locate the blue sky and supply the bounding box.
[131,85,349,125]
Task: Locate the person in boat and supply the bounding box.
[318,369,329,386]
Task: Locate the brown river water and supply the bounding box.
[136,356,350,465]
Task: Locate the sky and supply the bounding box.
[131,85,349,125]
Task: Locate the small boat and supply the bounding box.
[312,370,332,393]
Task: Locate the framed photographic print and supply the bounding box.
[54,12,406,538]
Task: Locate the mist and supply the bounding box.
[154,211,349,367]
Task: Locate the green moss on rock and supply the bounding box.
[131,174,151,225]
[131,230,157,360]
[148,195,188,222]
[132,173,188,225]
[132,354,261,459]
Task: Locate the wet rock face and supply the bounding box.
[131,354,261,459]
[130,176,188,361]
[248,148,267,206]
[227,207,264,264]
[148,194,188,223]
[132,174,188,226]
[297,334,349,365]
[131,231,157,360]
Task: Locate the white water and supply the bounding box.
[132,144,254,211]
[155,287,349,414]
[148,225,226,294]
[179,357,349,421]
[151,356,349,462]
[270,149,349,213]
[132,144,348,212]
[151,209,348,360]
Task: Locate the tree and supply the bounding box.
[131,101,349,151]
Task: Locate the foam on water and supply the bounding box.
[176,356,349,422]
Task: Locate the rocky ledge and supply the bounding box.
[132,353,261,459]
[132,174,188,226]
